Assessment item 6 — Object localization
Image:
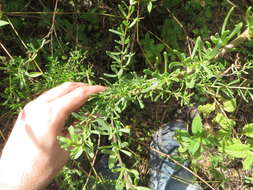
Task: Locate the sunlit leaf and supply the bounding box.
[223,99,236,113]
[0,20,9,27]
[243,124,253,138]
[192,115,203,135]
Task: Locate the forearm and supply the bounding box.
[0,157,48,190]
[0,159,23,190]
[0,138,66,190]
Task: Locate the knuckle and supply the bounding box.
[78,86,88,93]
[23,100,50,113]
[62,82,75,88]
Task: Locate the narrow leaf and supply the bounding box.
[0,20,9,27]
[120,149,132,157]
[147,1,153,13]
[243,124,253,138]
[26,72,43,78]
[221,7,235,36]
[109,29,124,36]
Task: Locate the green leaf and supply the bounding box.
[118,4,127,17]
[243,123,253,138]
[213,113,236,129]
[198,103,215,117]
[224,22,243,44]
[109,29,124,36]
[130,0,137,5]
[119,128,131,134]
[191,36,202,59]
[26,72,43,78]
[137,96,144,109]
[101,149,114,155]
[192,115,203,135]
[185,76,196,89]
[74,147,84,160]
[223,99,236,113]
[120,149,132,157]
[147,1,153,13]
[68,126,77,141]
[246,7,253,38]
[0,20,9,27]
[225,139,251,158]
[189,140,200,154]
[243,155,253,170]
[109,154,117,169]
[129,18,139,28]
[221,7,234,37]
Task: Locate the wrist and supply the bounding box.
[0,158,50,190]
[0,160,19,190]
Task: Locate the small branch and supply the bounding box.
[46,0,59,56]
[214,28,250,60]
[112,134,134,189]
[0,129,5,141]
[110,120,134,189]
[0,42,13,60]
[83,135,102,188]
[7,18,28,50]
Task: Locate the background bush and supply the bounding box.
[1,0,253,189]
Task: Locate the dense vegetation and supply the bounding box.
[1,0,253,189]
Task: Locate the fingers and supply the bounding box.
[53,85,106,114]
[37,82,85,102]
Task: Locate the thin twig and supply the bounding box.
[0,42,13,60]
[0,129,5,141]
[44,0,59,56]
[226,0,236,7]
[220,53,240,77]
[111,121,134,189]
[166,8,185,32]
[112,134,134,189]
[6,18,28,50]
[4,11,143,20]
[6,18,43,73]
[83,135,102,188]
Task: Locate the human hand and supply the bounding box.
[0,82,106,190]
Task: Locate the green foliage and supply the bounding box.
[223,99,236,113]
[141,33,165,65]
[198,103,215,117]
[44,50,93,87]
[161,19,183,49]
[213,113,236,129]
[243,124,253,138]
[224,139,253,170]
[177,96,253,188]
[106,1,137,79]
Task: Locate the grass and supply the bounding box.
[1,0,253,189]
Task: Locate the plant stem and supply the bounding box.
[214,28,250,60]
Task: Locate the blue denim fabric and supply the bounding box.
[150,121,202,190]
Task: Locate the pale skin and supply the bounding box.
[0,82,106,190]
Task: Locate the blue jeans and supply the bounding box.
[150,121,202,190]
